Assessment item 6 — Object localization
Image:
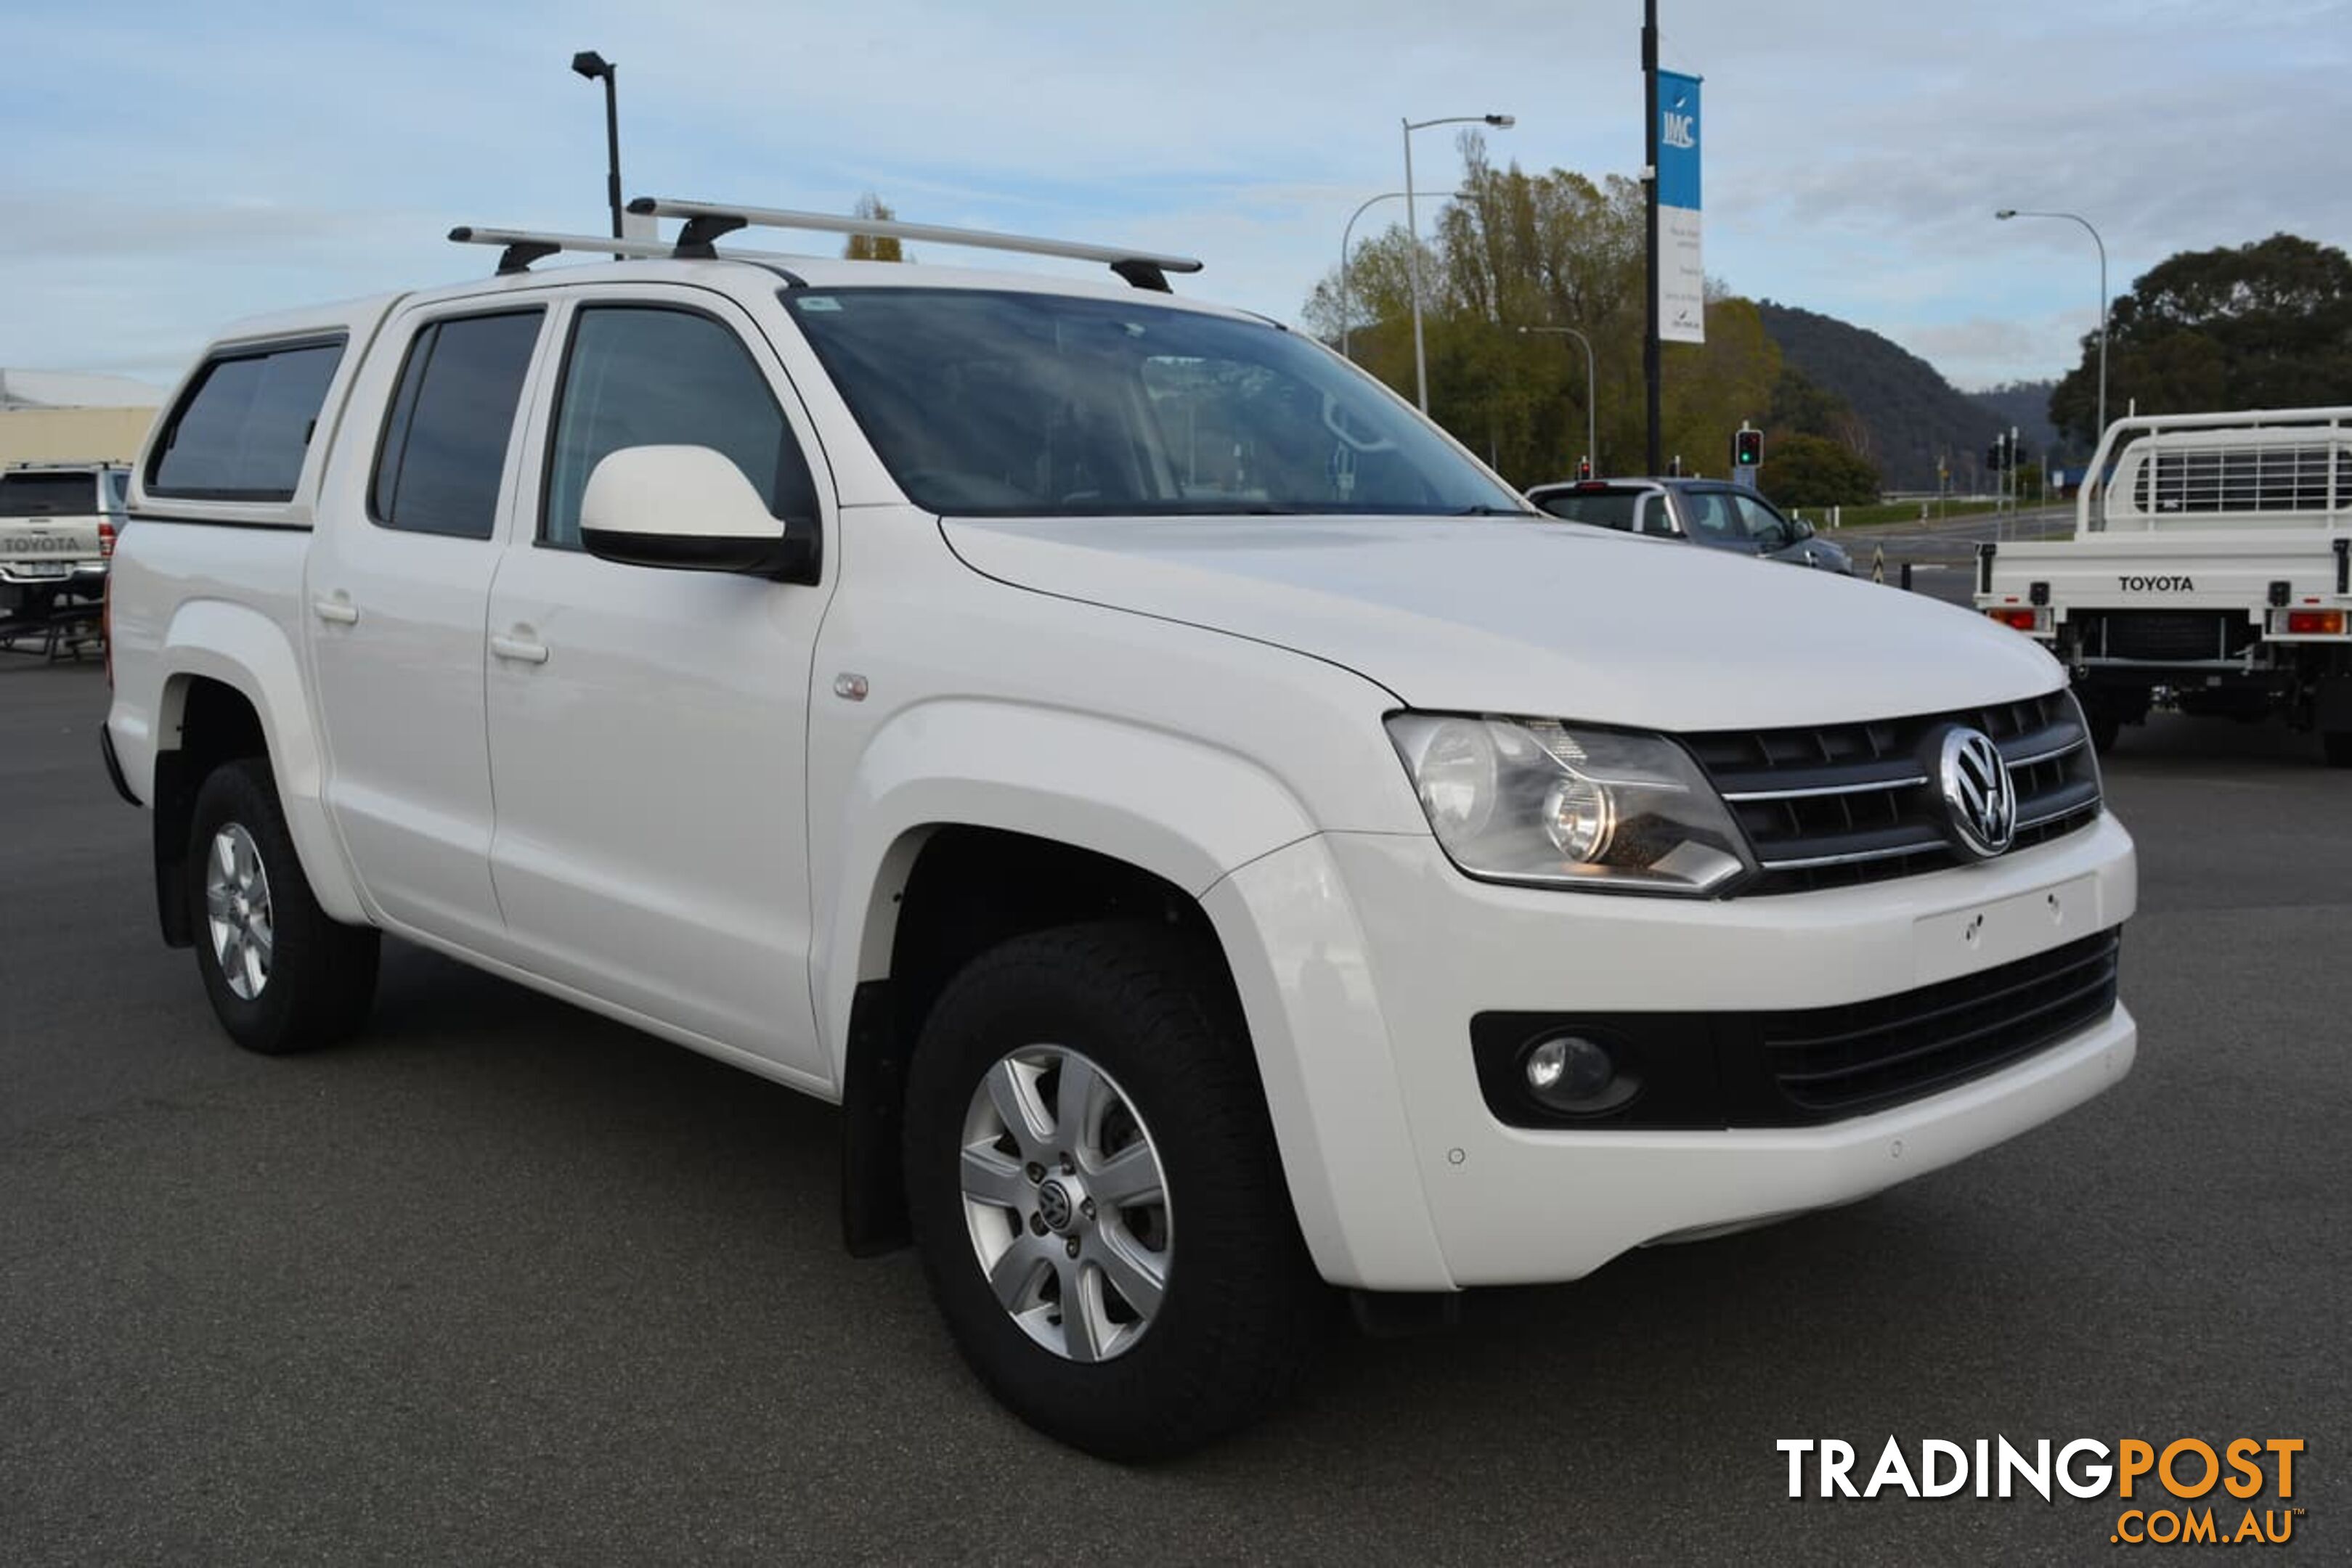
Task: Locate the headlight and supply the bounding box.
[1385,714,1754,895]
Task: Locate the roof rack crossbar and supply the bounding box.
[448,226,683,271]
[627,196,1203,290]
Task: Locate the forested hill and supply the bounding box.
[1968,380,2063,463]
[1757,301,2029,490]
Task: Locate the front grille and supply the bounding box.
[2071,610,2257,663]
[1685,690,2103,896]
[1761,929,2122,1116]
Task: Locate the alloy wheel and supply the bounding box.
[203,822,274,1001]
[958,1044,1172,1363]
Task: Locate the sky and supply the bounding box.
[4,0,2348,394]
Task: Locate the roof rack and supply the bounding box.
[443,199,1205,292]
[627,197,1201,293]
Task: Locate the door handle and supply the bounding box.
[312,595,359,626]
[489,631,550,665]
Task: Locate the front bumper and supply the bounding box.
[1209,812,2136,1291]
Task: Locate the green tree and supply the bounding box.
[843,192,906,263]
[1768,367,1848,438]
[1301,136,1776,488]
[2051,233,2352,444]
[1759,433,1881,508]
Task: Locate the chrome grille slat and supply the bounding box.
[1720,771,1932,804]
[1687,690,2105,897]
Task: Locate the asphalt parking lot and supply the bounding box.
[4,657,2345,1564]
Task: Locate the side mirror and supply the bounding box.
[579,444,819,582]
[1791,517,1816,541]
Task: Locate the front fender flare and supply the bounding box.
[815,700,1451,1289]
[816,701,1318,1055]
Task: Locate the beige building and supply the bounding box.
[1,369,166,468]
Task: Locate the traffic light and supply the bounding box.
[1986,441,2008,472]
[1733,428,1762,467]
[1576,456,1592,481]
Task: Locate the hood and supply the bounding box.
[942,515,2062,731]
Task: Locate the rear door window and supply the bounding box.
[370,310,545,539]
[147,339,345,502]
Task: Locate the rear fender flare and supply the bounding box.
[158,599,367,923]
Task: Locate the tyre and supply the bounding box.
[2324,731,2352,769]
[902,922,1324,1459]
[2085,706,2121,755]
[188,759,380,1054]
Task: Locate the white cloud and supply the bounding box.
[1,0,2345,385]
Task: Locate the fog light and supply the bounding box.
[1523,1034,1619,1111]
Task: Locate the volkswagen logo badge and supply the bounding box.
[1937,727,2016,859]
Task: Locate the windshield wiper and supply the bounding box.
[1447,505,1539,517]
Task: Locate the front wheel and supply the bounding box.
[902,923,1324,1459]
[189,759,380,1054]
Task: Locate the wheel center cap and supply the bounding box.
[1036,1177,1078,1234]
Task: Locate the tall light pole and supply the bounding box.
[1401,113,1513,413]
[1338,189,1471,361]
[1518,326,1599,474]
[572,51,622,258]
[1642,0,1662,475]
[1996,208,2109,453]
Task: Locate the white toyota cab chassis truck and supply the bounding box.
[1976,407,2352,762]
[103,200,2138,1457]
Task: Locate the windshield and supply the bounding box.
[784,287,1526,518]
[0,473,98,517]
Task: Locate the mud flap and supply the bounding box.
[2314,674,2352,732]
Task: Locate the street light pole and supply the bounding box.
[572,51,622,258]
[1642,0,1662,476]
[1338,189,1474,361]
[1995,207,2109,450]
[1401,112,1514,413]
[1517,326,1599,474]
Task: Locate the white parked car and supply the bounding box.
[102,199,2138,1457]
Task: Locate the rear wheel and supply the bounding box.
[2081,702,2122,755]
[189,759,380,1054]
[902,923,1324,1459]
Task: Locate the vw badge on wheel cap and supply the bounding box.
[1937,727,2016,859]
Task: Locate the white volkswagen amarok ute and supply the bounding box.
[100,199,2137,1457]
